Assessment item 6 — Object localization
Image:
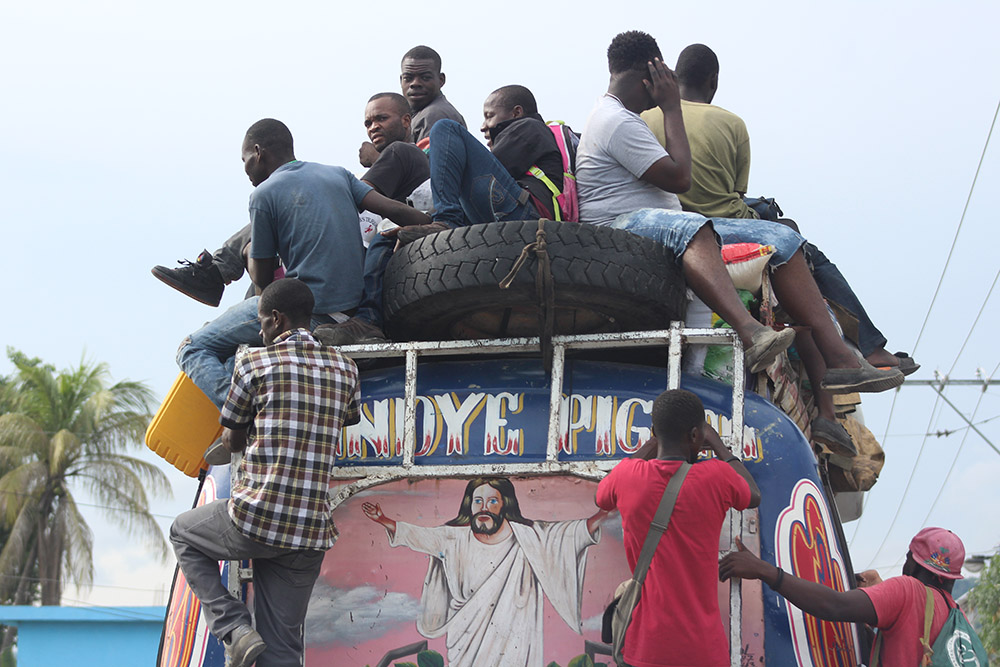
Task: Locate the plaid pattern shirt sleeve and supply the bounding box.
[226,328,360,550]
[220,355,256,429]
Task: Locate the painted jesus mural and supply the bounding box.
[362,477,608,667]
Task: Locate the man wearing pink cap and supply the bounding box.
[719,527,986,665]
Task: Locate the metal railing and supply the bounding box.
[325,322,748,667]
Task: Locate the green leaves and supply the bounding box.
[969,555,1000,660]
[395,649,444,667]
[0,348,168,605]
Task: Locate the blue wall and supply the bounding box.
[0,606,165,666]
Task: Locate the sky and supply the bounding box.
[1,0,998,607]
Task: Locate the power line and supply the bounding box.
[880,413,1000,438]
[861,96,1000,550]
[859,392,945,562]
[0,488,176,521]
[911,94,999,356]
[948,269,1000,377]
[0,572,167,594]
[58,598,167,616]
[918,381,993,528]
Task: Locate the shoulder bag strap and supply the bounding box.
[919,586,938,665]
[632,462,691,586]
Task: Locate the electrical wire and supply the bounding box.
[859,392,945,563]
[911,95,999,355]
[0,488,175,521]
[0,572,166,594]
[947,268,1000,376]
[850,96,999,552]
[919,361,1000,528]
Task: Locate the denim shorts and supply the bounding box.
[611,209,715,265]
[611,208,805,268]
[710,217,805,267]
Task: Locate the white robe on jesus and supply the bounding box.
[389,519,600,667]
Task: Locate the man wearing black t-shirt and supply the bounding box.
[151,93,430,308]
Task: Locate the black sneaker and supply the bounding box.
[811,416,857,457]
[224,624,266,667]
[151,250,225,307]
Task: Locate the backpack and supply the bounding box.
[870,586,989,666]
[527,121,580,222]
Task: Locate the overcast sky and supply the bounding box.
[2,0,998,606]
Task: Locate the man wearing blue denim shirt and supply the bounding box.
[175,118,430,408]
[577,31,903,395]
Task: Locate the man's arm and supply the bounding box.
[639,58,691,194]
[704,424,761,508]
[247,256,277,294]
[586,509,611,536]
[361,190,431,228]
[720,537,877,624]
[222,425,249,453]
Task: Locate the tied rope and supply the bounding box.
[499,219,556,371]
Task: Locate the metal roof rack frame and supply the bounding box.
[326,321,748,667]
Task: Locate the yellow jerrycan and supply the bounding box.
[145,372,222,477]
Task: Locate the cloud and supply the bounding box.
[63,545,175,607]
[306,579,421,645]
[581,612,605,633]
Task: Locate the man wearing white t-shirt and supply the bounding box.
[575,31,902,394]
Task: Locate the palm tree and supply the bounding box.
[0,348,171,608]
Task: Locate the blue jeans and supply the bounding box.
[805,242,887,356]
[177,298,332,408]
[429,119,538,226]
[355,233,396,327]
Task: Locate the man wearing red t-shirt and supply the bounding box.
[597,389,761,666]
[720,526,972,665]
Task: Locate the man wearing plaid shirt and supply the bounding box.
[170,278,360,667]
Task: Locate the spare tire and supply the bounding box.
[382,220,686,341]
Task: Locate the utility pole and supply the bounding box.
[898,369,999,456]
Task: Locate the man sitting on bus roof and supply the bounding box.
[575,30,903,393]
[643,42,918,377]
[175,119,428,409]
[318,84,564,346]
[151,94,429,309]
[400,45,467,146]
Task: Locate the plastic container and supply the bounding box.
[145,372,222,477]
